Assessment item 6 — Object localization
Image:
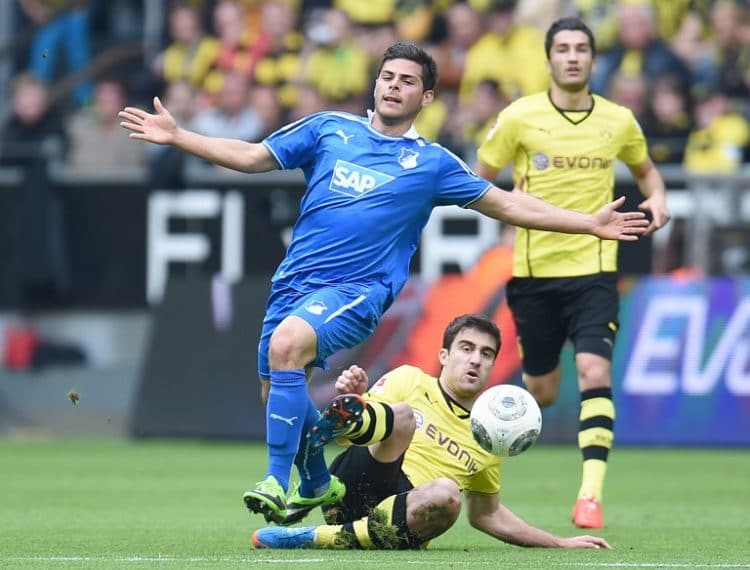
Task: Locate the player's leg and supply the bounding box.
[245,286,322,522]
[566,273,619,529]
[254,478,460,550]
[244,315,317,523]
[506,277,567,407]
[307,394,413,456]
[266,282,387,523]
[284,401,414,525]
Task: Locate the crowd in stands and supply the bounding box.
[2,0,750,178]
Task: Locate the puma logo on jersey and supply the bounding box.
[336,129,354,144]
[330,159,394,198]
[270,413,298,426]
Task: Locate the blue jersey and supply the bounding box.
[263,111,492,303]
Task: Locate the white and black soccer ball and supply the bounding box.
[470,384,542,457]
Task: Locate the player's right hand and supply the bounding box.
[335,365,369,395]
[119,96,177,145]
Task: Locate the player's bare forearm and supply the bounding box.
[471,187,648,241]
[631,158,670,234]
[172,129,277,173]
[467,497,563,547]
[466,496,610,549]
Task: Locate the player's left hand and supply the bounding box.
[592,196,649,241]
[638,194,671,236]
[560,535,612,549]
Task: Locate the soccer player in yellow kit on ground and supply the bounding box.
[252,314,611,550]
[474,17,671,529]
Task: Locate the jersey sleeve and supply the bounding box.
[464,460,501,495]
[365,365,421,404]
[262,112,325,170]
[616,111,649,167]
[476,107,519,171]
[432,147,493,208]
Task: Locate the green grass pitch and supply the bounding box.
[1,439,748,569]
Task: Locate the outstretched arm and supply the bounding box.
[119,97,279,173]
[469,184,648,241]
[465,491,611,549]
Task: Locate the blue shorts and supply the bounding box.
[257,281,391,379]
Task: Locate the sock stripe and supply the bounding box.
[581,387,613,401]
[352,519,374,549]
[349,402,394,446]
[580,415,614,431]
[582,445,610,461]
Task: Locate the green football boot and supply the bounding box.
[281,474,346,525]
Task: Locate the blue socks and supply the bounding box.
[293,397,330,498]
[266,369,308,491]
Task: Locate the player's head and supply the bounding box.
[378,42,438,91]
[544,17,596,92]
[374,42,437,124]
[439,314,501,401]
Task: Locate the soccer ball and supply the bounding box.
[470,384,542,457]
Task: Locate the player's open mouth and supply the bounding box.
[383,96,401,103]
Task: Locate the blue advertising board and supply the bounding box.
[614,276,750,445]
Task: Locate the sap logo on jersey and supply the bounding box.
[330,159,394,198]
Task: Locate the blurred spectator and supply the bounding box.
[66,78,145,171]
[19,0,93,106]
[147,80,198,189]
[643,75,693,164]
[515,0,563,32]
[333,0,398,26]
[430,2,484,93]
[301,8,371,111]
[251,0,305,111]
[459,0,548,105]
[250,84,285,137]
[702,0,750,102]
[0,73,69,308]
[439,79,508,160]
[590,2,690,96]
[151,2,218,94]
[189,71,265,170]
[203,0,254,96]
[393,0,440,43]
[606,72,649,124]
[683,91,750,173]
[288,83,328,122]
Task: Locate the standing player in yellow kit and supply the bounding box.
[475,17,670,529]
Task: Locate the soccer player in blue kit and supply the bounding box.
[119,42,648,525]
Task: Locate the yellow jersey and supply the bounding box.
[365,365,501,495]
[477,91,648,277]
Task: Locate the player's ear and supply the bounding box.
[438,347,449,365]
[422,89,434,106]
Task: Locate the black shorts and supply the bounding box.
[324,445,413,524]
[506,273,619,376]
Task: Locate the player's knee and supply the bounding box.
[424,478,462,521]
[268,324,314,370]
[526,380,558,407]
[577,356,611,390]
[391,403,416,440]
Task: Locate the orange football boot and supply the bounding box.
[572,496,603,529]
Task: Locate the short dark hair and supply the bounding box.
[545,17,596,59]
[442,314,501,358]
[378,42,438,92]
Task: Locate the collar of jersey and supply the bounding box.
[366,109,420,139]
[437,379,471,419]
